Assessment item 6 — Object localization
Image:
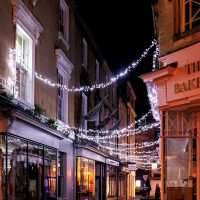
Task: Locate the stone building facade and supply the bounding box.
[0,0,124,200]
[141,0,200,199]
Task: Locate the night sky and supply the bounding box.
[75,0,155,118]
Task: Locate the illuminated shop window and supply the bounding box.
[76,157,95,200]
[0,135,6,200]
[1,134,62,200]
[107,165,117,198]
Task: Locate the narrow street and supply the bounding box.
[0,0,199,200]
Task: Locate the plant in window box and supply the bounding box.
[24,107,35,117]
[34,104,44,117]
[46,118,58,129]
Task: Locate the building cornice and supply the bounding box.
[11,0,43,44]
[140,66,175,83]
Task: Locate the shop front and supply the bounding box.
[106,159,119,200]
[0,112,74,200]
[76,147,107,200]
[141,50,200,200]
[117,165,136,200]
[76,147,119,200]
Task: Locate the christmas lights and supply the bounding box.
[100,139,159,149]
[98,144,159,154]
[78,121,160,141]
[62,110,152,135]
[146,82,160,121]
[35,39,158,93]
[152,42,160,71]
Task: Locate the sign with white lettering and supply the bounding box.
[128,164,137,171]
[106,159,119,166]
[166,60,200,102]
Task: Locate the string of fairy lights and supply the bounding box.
[78,121,160,140]
[6,39,161,169]
[35,39,159,92]
[99,139,159,149]
[58,110,152,135]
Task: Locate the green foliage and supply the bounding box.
[34,104,44,116]
[46,118,58,129]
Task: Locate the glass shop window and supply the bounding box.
[28,142,44,200]
[0,135,6,200]
[107,165,117,198]
[165,137,196,200]
[119,175,126,198]
[44,147,57,200]
[58,152,67,198]
[7,136,28,200]
[76,157,95,200]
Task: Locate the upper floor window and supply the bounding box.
[82,38,88,69]
[59,0,70,49]
[57,70,66,121]
[82,93,88,129]
[96,59,100,82]
[55,49,73,123]
[12,0,43,106]
[174,0,200,35]
[16,24,33,104]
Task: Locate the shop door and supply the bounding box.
[95,162,101,200]
[95,162,106,200]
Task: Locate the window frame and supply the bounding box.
[174,0,200,36]
[82,38,88,69]
[55,49,73,124]
[12,0,43,107]
[59,0,70,50]
[82,93,88,129]
[15,23,34,105]
[96,59,100,82]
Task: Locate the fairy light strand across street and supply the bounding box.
[58,110,152,135]
[99,139,159,149]
[35,39,158,93]
[78,121,160,141]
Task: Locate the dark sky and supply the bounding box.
[75,0,155,118]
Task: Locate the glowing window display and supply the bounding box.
[77,157,95,200]
[0,134,65,200]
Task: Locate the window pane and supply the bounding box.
[58,152,66,198]
[15,24,33,104]
[44,147,57,200]
[0,135,6,200]
[28,142,44,200]
[165,138,194,199]
[107,166,117,198]
[7,136,28,200]
[77,157,95,200]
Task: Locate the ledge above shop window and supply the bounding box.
[58,0,70,50]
